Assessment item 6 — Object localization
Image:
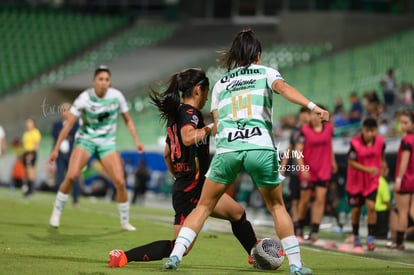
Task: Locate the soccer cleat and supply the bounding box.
[49,213,60,228]
[161,255,180,271]
[247,255,253,265]
[309,234,318,244]
[108,249,128,268]
[121,223,136,231]
[386,242,405,250]
[366,242,376,251]
[289,264,313,275]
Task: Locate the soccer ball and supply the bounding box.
[250,238,285,270]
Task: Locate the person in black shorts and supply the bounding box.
[108,68,258,267]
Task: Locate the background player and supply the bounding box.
[49,65,144,231]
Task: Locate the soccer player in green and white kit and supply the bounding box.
[49,66,144,231]
[162,30,329,275]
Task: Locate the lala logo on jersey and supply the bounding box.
[227,121,262,142]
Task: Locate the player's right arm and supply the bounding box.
[49,113,78,163]
[272,79,329,122]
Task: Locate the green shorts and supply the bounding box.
[206,150,282,187]
[75,138,116,160]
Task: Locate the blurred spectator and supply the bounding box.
[345,117,386,250]
[52,103,80,207]
[398,82,413,106]
[132,159,150,205]
[333,103,349,127]
[11,155,25,189]
[22,117,42,197]
[348,92,363,123]
[333,96,344,115]
[375,164,391,239]
[392,110,414,250]
[0,125,6,156]
[380,68,397,106]
[363,91,381,118]
[274,114,296,139]
[378,118,389,137]
[295,105,337,243]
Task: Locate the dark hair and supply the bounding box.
[94,65,111,77]
[149,68,209,125]
[400,109,414,123]
[218,29,262,71]
[362,117,378,128]
[298,106,310,114]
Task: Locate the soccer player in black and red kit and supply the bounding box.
[108,68,257,267]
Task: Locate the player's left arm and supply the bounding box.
[121,112,144,153]
[181,124,211,147]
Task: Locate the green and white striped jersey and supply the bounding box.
[210,64,283,154]
[70,87,128,146]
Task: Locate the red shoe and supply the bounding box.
[366,242,376,251]
[108,249,128,268]
[248,255,253,265]
[310,234,318,244]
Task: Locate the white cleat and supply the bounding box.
[49,214,60,228]
[121,223,136,231]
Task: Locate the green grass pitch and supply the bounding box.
[0,188,413,274]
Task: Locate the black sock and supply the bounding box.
[311,223,320,234]
[396,231,405,245]
[125,240,174,262]
[352,223,359,236]
[293,221,300,235]
[231,211,257,254]
[368,223,376,236]
[25,180,33,195]
[297,219,305,236]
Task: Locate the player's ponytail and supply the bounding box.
[149,72,181,125]
[218,29,262,71]
[150,68,208,125]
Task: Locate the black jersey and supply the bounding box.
[166,104,210,193]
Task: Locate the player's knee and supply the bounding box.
[112,178,126,189]
[65,173,78,184]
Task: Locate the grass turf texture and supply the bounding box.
[0,187,413,274]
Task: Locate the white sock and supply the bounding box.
[281,236,302,268]
[52,191,69,216]
[171,227,197,260]
[118,202,130,225]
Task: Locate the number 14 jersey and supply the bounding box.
[211,64,283,154]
